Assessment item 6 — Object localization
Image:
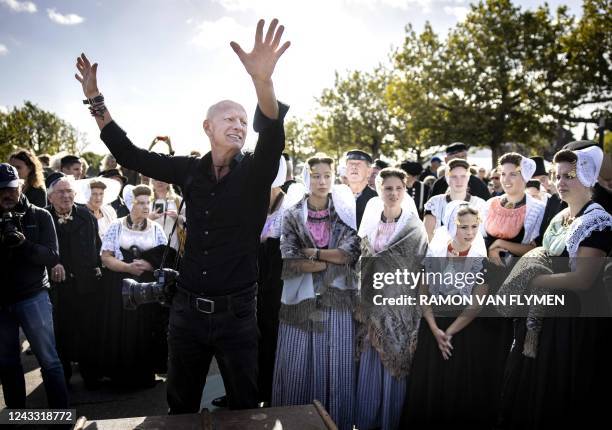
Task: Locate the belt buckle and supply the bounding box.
[196,297,215,314]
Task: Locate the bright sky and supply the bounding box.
[0,0,583,157]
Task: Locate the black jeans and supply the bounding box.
[166,289,258,413]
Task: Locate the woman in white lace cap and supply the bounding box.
[98,184,168,388]
[272,154,360,430]
[479,152,546,420]
[499,146,612,429]
[423,158,486,241]
[403,201,494,428]
[354,167,427,430]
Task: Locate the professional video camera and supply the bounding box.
[0,211,25,248]
[122,267,179,310]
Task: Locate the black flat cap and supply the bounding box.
[45,172,65,189]
[400,161,423,176]
[446,142,468,154]
[346,149,373,164]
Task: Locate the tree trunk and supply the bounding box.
[491,144,501,167]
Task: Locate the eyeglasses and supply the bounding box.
[491,176,500,180]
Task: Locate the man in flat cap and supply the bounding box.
[345,149,378,228]
[400,160,430,219]
[60,155,83,180]
[429,142,490,200]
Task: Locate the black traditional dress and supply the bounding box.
[499,201,612,429]
[256,192,284,404]
[47,205,102,384]
[481,193,545,422]
[403,202,492,428]
[99,217,168,387]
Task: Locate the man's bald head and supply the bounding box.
[203,99,249,153]
[206,100,247,121]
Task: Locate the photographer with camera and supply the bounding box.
[45,174,104,388]
[75,18,290,411]
[0,163,68,409]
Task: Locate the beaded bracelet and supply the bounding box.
[83,94,107,118]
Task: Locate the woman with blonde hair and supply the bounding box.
[9,148,47,207]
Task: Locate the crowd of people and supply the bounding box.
[2,18,612,430]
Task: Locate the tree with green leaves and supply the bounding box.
[434,0,565,162]
[387,22,452,162]
[550,0,611,126]
[284,117,314,168]
[391,0,610,164]
[311,67,397,160]
[0,101,81,162]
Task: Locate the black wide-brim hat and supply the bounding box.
[99,168,128,185]
[530,156,547,177]
[400,161,423,176]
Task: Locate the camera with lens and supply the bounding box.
[122,267,179,310]
[0,211,25,248]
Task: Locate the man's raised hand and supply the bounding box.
[230,18,290,84]
[75,53,100,99]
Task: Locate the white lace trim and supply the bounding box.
[358,195,418,251]
[566,203,612,265]
[523,194,546,244]
[424,194,486,229]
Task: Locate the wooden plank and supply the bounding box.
[74,403,334,430]
[211,404,329,430]
[76,413,202,429]
[313,400,338,430]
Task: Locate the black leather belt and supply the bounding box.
[176,285,253,314]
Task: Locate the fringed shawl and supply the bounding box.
[497,202,612,357]
[279,195,361,331]
[355,210,428,377]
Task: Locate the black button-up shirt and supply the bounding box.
[100,103,288,296]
